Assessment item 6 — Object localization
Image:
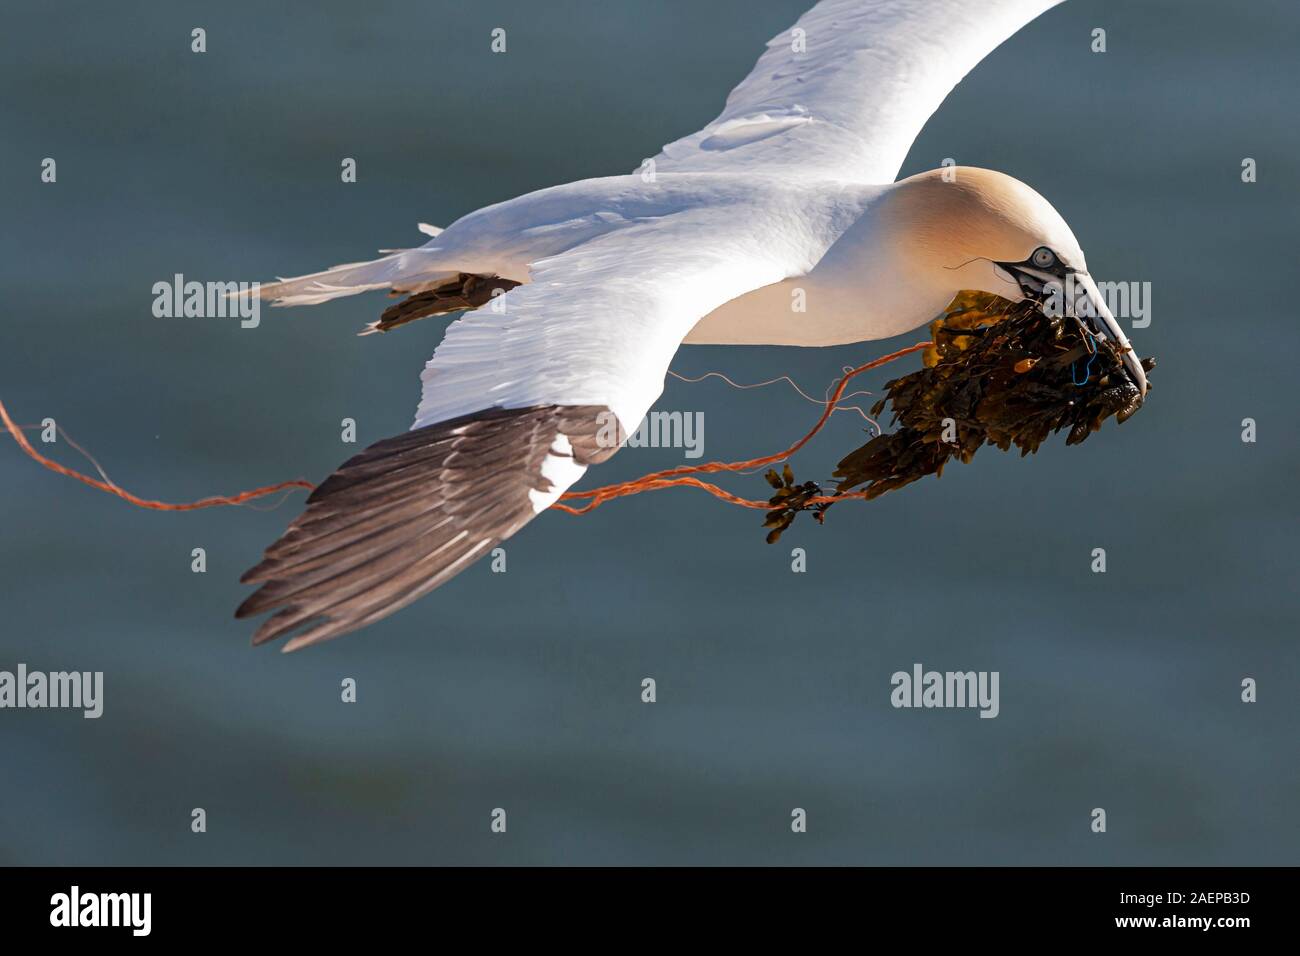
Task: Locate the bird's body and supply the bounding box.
[341,173,890,347]
[235,0,1147,650]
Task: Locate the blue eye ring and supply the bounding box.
[1031,247,1056,269]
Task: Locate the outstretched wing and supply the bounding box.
[652,0,1063,184]
[237,201,824,651]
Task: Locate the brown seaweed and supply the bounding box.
[762,291,1155,541]
[761,463,830,544]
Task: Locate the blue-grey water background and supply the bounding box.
[1,0,1296,864]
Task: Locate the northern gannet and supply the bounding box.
[236,0,1146,650]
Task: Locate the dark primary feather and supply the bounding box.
[236,404,616,652]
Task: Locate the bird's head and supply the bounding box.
[881,166,1146,398]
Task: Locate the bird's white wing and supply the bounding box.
[238,197,828,650]
[653,0,1064,184]
[411,200,818,435]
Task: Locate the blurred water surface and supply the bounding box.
[0,0,1296,864]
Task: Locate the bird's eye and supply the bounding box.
[1031,247,1057,269]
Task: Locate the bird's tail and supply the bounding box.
[248,250,459,307]
[238,223,457,307]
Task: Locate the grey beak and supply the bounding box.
[1063,272,1147,399]
[994,259,1148,400]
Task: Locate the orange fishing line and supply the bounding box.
[0,399,314,511]
[553,341,928,514]
[1,341,925,516]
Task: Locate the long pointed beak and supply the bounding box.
[1065,272,1146,399]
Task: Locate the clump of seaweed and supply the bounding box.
[761,463,830,544]
[762,291,1155,541]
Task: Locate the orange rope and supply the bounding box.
[0,399,314,511]
[553,341,929,514]
[0,340,925,516]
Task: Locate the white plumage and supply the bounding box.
[654,0,1063,182]
[237,0,1150,649]
[257,0,1068,442]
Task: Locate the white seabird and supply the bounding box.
[236,0,1146,650]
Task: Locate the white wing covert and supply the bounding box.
[653,0,1063,184]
